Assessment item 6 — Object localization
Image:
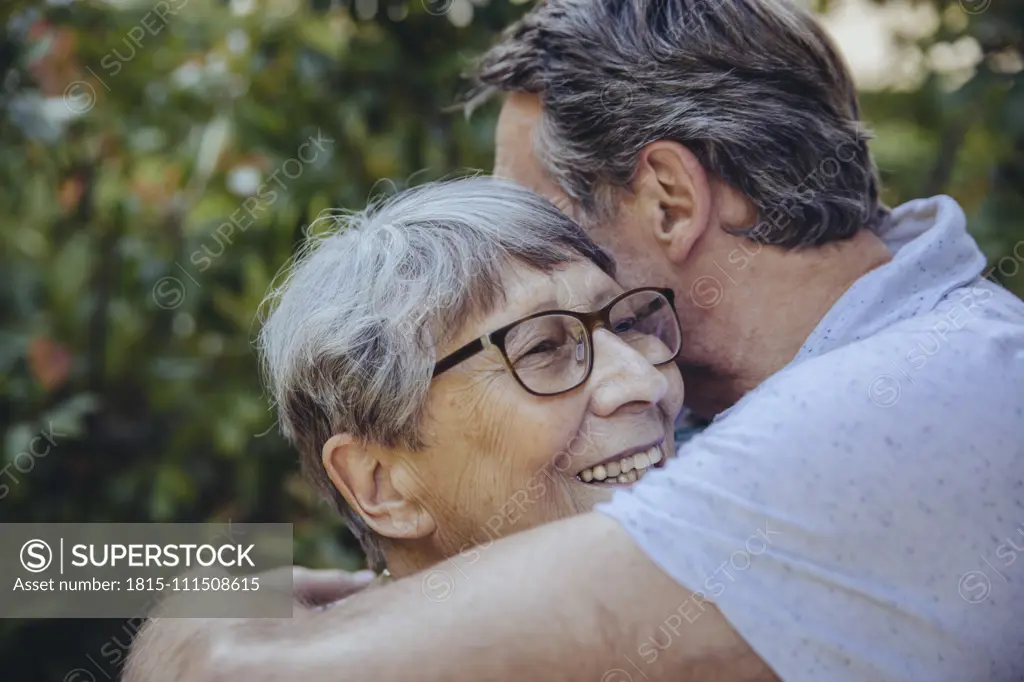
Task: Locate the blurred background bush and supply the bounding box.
[0,0,1020,679]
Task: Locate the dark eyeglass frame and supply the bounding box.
[431,287,681,397]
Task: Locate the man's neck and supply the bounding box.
[686,228,893,419]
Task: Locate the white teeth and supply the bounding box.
[576,444,665,484]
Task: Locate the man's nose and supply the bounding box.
[587,328,669,417]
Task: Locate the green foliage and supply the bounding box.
[0,0,1020,679]
[1,0,528,677]
[850,0,1024,284]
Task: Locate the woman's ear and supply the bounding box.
[321,433,437,541]
[632,141,713,264]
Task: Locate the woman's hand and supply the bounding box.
[292,566,377,607]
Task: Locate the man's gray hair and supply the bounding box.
[257,177,614,569]
[468,0,890,246]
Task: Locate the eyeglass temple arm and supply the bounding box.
[432,337,486,378]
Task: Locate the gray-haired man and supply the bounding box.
[126,1,1024,680]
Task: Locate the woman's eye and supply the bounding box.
[613,317,638,333]
[522,339,560,357]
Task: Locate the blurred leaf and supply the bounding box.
[26,336,73,392]
[44,393,99,438]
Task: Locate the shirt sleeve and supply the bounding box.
[596,342,1024,682]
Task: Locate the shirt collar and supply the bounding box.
[710,195,987,425]
[792,195,987,364]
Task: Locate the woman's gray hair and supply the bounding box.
[468,0,889,246]
[257,177,614,569]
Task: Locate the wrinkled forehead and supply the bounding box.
[503,260,620,315]
[444,259,621,355]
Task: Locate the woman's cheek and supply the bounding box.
[525,472,549,499]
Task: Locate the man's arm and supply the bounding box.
[126,512,776,682]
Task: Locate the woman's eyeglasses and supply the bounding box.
[432,287,682,396]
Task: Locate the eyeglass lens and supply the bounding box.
[503,290,679,395]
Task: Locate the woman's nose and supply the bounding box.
[587,328,669,417]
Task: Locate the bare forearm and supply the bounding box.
[195,513,772,682]
[219,514,638,681]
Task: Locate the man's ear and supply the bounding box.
[632,141,713,264]
[321,433,437,541]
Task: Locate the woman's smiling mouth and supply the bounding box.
[577,444,666,485]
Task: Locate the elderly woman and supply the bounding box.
[258,177,684,578]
